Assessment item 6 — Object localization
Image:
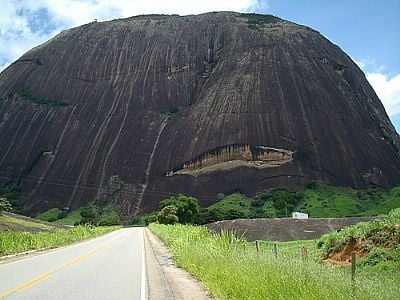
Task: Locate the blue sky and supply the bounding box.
[0,0,399,131]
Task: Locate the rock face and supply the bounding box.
[0,12,399,215]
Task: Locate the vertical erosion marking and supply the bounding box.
[133,117,168,215]
[28,107,76,201]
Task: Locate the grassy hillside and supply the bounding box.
[36,207,84,226]
[0,212,66,232]
[55,209,84,225]
[318,208,400,271]
[35,205,122,226]
[205,183,400,221]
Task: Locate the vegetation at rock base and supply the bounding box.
[318,208,400,270]
[158,194,200,224]
[25,182,400,226]
[149,222,399,300]
[0,225,120,256]
[0,197,12,213]
[0,186,21,213]
[157,205,179,224]
[36,205,122,226]
[35,208,66,222]
[204,182,400,221]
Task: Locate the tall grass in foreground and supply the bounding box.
[0,226,120,256]
[149,224,399,300]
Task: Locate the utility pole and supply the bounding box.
[285,201,288,217]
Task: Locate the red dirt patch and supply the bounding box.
[325,238,368,266]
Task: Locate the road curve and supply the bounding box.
[0,228,146,300]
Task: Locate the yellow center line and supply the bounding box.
[0,231,125,298]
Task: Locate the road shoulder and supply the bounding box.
[144,228,212,300]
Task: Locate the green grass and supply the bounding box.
[0,212,63,232]
[54,209,83,225]
[0,225,120,256]
[361,186,400,216]
[298,185,362,217]
[149,223,399,300]
[208,193,253,219]
[35,208,64,222]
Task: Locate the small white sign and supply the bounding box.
[292,212,308,219]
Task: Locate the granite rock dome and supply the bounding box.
[0,12,399,214]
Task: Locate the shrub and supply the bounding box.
[144,213,158,225]
[0,186,21,213]
[158,205,179,224]
[79,205,100,225]
[97,208,122,226]
[0,197,12,213]
[198,208,224,224]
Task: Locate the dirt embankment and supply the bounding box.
[205,217,380,242]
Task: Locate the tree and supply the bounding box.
[0,197,12,214]
[79,205,99,225]
[159,194,200,224]
[158,205,179,224]
[270,189,304,217]
[97,208,122,226]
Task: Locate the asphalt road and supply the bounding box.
[0,228,146,300]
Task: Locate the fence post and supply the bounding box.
[301,246,308,261]
[255,240,260,253]
[351,251,356,297]
[274,242,278,258]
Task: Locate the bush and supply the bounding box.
[144,214,158,225]
[158,205,179,224]
[129,216,146,226]
[79,205,100,225]
[0,186,21,213]
[97,208,122,226]
[0,197,12,213]
[197,208,223,224]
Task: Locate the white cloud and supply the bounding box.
[355,58,400,118]
[0,0,266,71]
[40,0,261,26]
[366,72,400,117]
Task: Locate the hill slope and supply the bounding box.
[0,212,67,232]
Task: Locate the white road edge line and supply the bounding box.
[141,228,147,300]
